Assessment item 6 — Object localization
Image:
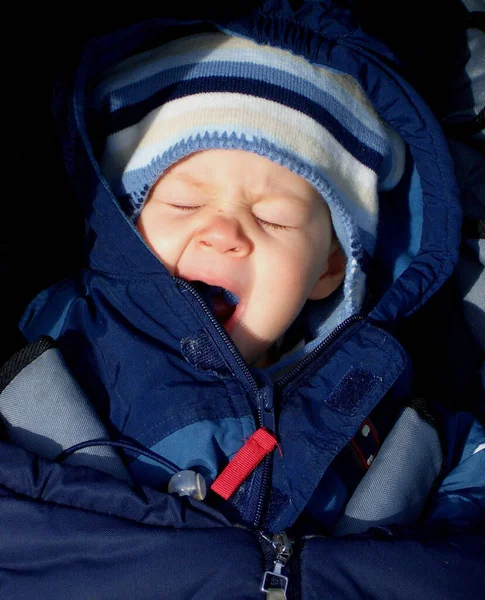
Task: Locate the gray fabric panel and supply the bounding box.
[0,348,131,483]
[334,407,443,536]
[443,1,485,140]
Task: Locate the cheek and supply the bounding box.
[261,241,314,293]
[263,234,329,300]
[304,224,333,277]
[137,209,185,272]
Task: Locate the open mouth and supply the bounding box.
[193,282,240,327]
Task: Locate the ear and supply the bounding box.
[308,242,346,300]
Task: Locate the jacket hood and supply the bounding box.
[57,5,461,354]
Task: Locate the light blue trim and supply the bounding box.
[393,165,423,280]
[128,415,255,487]
[19,278,82,342]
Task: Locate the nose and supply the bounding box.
[195,215,251,257]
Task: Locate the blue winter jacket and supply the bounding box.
[2,3,485,599]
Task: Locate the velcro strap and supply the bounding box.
[211,428,277,500]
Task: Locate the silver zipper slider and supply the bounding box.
[265,590,287,599]
[261,532,293,598]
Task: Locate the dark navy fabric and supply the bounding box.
[0,442,229,528]
[299,532,485,600]
[267,322,410,532]
[3,2,485,598]
[0,444,263,600]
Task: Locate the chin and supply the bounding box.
[230,329,272,368]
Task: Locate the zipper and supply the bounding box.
[251,316,364,528]
[260,531,294,599]
[251,453,271,527]
[175,279,363,425]
[175,277,286,432]
[176,278,365,533]
[276,314,364,392]
[174,276,259,397]
[175,277,273,526]
[252,383,275,527]
[257,383,276,432]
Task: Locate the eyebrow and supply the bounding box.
[172,171,312,204]
[172,173,220,195]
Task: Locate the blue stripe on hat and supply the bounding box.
[101,61,389,156]
[102,76,383,173]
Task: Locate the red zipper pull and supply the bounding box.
[211,427,277,500]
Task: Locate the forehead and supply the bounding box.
[156,149,321,202]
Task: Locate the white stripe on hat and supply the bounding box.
[103,92,380,231]
[95,32,388,138]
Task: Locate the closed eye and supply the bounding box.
[255,217,290,231]
[168,204,201,211]
[169,204,289,230]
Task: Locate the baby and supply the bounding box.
[136,148,345,368]
[19,30,406,524]
[97,31,404,373]
[7,20,485,596]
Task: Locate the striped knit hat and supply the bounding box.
[94,32,405,318]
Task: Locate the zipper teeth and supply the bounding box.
[176,277,269,529]
[174,277,259,395]
[276,314,364,390]
[253,454,270,527]
[257,530,279,572]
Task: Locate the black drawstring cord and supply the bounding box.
[55,439,182,474]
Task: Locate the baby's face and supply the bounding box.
[137,149,343,366]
